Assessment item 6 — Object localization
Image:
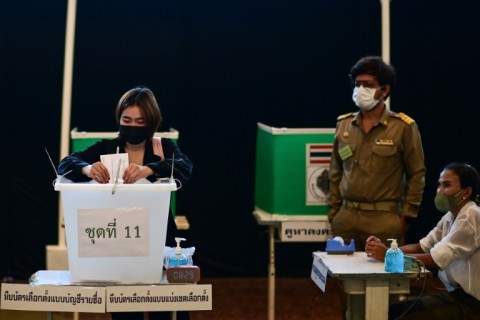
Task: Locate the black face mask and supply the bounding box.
[119,125,149,144]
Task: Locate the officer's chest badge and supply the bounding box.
[375,138,394,145]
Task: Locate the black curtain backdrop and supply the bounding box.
[2,0,480,279]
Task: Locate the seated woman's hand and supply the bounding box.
[365,236,388,260]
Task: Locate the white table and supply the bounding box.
[312,252,429,320]
[1,270,212,320]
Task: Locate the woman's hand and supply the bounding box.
[83,162,109,184]
[123,164,154,184]
[365,236,388,261]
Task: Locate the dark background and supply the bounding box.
[1,0,479,279]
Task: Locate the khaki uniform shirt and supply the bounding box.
[328,107,425,221]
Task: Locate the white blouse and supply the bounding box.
[419,201,480,300]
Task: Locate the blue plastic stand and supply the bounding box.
[325,238,355,254]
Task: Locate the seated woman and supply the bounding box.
[365,162,480,320]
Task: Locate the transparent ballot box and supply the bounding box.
[55,178,176,283]
[70,127,180,216]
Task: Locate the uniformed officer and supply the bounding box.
[328,56,426,251]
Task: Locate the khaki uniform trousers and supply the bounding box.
[330,200,403,251]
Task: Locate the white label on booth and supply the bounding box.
[78,207,150,257]
[280,221,332,242]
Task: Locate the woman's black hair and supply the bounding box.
[444,162,480,205]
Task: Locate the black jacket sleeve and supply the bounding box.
[144,138,193,185]
[58,138,193,185]
[58,139,120,182]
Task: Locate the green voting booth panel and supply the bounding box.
[70,127,179,216]
[254,123,335,217]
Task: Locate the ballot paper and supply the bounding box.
[100,153,129,183]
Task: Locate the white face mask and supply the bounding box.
[352,85,380,111]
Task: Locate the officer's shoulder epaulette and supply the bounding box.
[337,112,354,121]
[398,112,415,125]
[391,112,415,125]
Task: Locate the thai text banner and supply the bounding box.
[107,284,212,312]
[1,283,105,312]
[280,221,332,242]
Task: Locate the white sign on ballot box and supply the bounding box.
[55,178,176,284]
[78,208,149,258]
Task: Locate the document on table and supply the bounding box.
[311,254,328,292]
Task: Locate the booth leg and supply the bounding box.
[268,225,275,320]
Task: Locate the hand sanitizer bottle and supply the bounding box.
[168,237,188,267]
[384,238,404,273]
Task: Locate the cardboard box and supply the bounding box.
[254,123,335,217]
[55,178,176,283]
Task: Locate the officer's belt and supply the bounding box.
[343,200,398,211]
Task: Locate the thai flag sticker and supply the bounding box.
[307,144,333,165]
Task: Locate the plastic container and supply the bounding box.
[70,128,180,216]
[55,177,176,283]
[166,237,188,267]
[384,238,404,273]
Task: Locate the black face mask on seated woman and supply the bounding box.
[119,125,149,145]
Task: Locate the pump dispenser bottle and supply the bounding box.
[384,238,404,273]
[168,237,188,267]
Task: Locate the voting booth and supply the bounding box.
[253,123,336,320]
[55,178,176,283]
[254,122,335,218]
